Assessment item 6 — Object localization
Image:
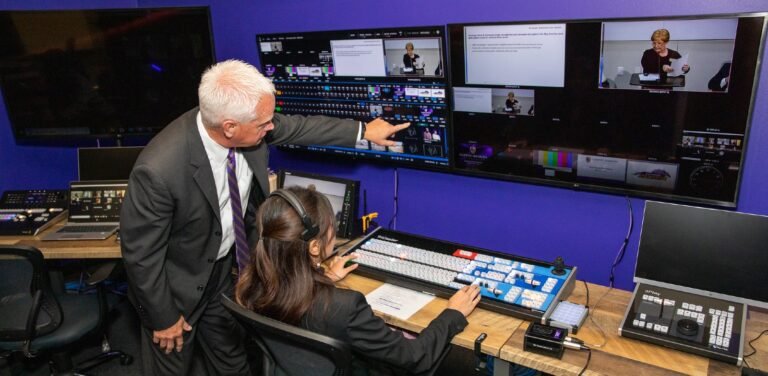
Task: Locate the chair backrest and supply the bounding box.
[221,295,353,376]
[0,246,62,342]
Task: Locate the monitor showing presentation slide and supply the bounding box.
[463,23,566,87]
[257,26,450,170]
[448,14,766,207]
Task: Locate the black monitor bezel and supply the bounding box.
[277,169,360,239]
[0,6,216,142]
[257,25,454,172]
[77,146,144,181]
[633,200,768,309]
[446,12,768,208]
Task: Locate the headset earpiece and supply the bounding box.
[270,189,320,241]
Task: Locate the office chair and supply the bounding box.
[222,295,353,376]
[0,245,132,375]
[223,295,452,376]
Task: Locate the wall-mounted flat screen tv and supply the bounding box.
[449,14,766,207]
[0,7,215,142]
[257,26,451,170]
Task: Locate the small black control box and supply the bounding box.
[523,322,566,359]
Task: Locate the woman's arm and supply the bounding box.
[345,291,468,373]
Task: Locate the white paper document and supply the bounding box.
[669,53,689,77]
[639,73,660,81]
[365,283,435,320]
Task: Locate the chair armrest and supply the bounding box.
[86,261,118,286]
[22,290,43,357]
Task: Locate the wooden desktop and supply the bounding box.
[337,272,767,376]
[2,227,765,375]
[332,236,768,376]
[0,174,280,260]
[498,282,768,375]
[0,221,122,259]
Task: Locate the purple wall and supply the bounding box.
[2,0,767,291]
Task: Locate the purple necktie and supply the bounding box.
[226,148,249,273]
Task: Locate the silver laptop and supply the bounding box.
[41,180,128,241]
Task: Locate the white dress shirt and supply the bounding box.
[196,112,254,260]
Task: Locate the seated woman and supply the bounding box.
[235,186,481,374]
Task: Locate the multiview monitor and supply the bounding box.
[257,26,451,170]
[448,14,766,207]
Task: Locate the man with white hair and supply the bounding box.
[120,59,408,375]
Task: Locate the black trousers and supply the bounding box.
[139,252,250,375]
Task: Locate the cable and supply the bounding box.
[578,280,607,349]
[585,286,612,349]
[578,347,592,376]
[562,288,592,376]
[563,338,592,375]
[609,196,633,287]
[387,168,399,230]
[583,280,590,308]
[609,196,633,288]
[743,329,768,359]
[578,270,611,349]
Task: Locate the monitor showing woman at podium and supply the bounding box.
[599,18,739,92]
[403,42,425,73]
[641,28,690,81]
[384,38,444,77]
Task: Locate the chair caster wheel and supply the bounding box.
[120,354,134,366]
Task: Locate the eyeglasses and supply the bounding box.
[249,118,273,131]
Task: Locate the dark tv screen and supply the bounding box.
[449,14,766,207]
[0,7,215,141]
[257,26,451,170]
[636,201,768,307]
[78,146,143,181]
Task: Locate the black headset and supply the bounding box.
[269,189,320,241]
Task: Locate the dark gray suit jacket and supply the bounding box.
[120,108,358,330]
[291,288,467,374]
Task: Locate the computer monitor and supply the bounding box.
[278,170,360,239]
[448,14,767,207]
[257,26,451,170]
[78,146,143,181]
[634,201,768,309]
